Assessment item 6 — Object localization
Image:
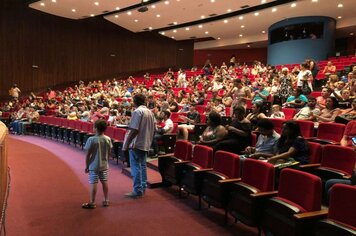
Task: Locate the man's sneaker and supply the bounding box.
[124,192,143,199]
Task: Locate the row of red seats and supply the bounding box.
[158,141,355,235]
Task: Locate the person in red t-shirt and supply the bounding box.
[340,120,356,146]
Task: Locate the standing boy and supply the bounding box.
[82,119,112,209]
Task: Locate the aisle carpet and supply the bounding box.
[6,135,259,236]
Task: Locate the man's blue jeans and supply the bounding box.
[129,148,147,195]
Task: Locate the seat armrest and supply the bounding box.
[218,178,241,184]
[299,163,321,169]
[158,153,174,159]
[308,138,340,145]
[294,209,328,221]
[251,191,278,199]
[193,168,213,173]
[174,160,190,165]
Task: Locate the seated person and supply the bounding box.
[340,120,356,147]
[152,110,174,156]
[198,111,227,147]
[213,106,251,154]
[267,121,309,165]
[246,102,267,130]
[322,61,336,77]
[336,98,356,124]
[177,105,201,140]
[252,83,270,104]
[244,119,280,158]
[293,96,320,121]
[316,87,331,110]
[312,97,341,126]
[269,105,285,119]
[284,88,308,108]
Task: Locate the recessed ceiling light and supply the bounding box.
[161,32,165,35]
[185,27,190,31]
[201,15,205,19]
[227,9,232,12]
[127,11,132,15]
[51,0,56,3]
[40,2,45,6]
[261,0,266,3]
[151,5,156,8]
[262,30,266,33]
[254,12,259,16]
[143,0,149,2]
[173,22,178,25]
[156,14,160,17]
[239,34,243,37]
[224,20,228,23]
[247,45,251,48]
[312,0,318,2]
[173,30,177,33]
[90,14,95,17]
[149,27,153,30]
[171,36,175,39]
[205,31,209,34]
[337,16,342,19]
[217,37,221,40]
[338,3,343,7]
[241,25,245,28]
[134,19,138,22]
[72,9,76,12]
[291,3,296,7]
[115,15,118,18]
[116,7,120,10]
[164,1,169,4]
[198,25,203,28]
[272,8,277,12]
[239,16,244,20]
[94,2,99,6]
[210,0,215,2]
[350,33,354,35]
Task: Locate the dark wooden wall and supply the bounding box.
[0,0,194,99]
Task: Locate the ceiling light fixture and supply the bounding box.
[272,8,277,12]
[198,25,203,28]
[337,3,343,7]
[173,30,177,33]
[171,36,175,39]
[165,1,169,4]
[185,27,190,31]
[127,11,132,15]
[239,34,243,37]
[94,2,99,6]
[161,32,165,35]
[205,31,209,34]
[115,15,118,18]
[291,3,296,7]
[134,19,138,22]
[262,30,266,33]
[201,15,205,19]
[116,7,120,10]
[350,33,354,36]
[156,14,160,17]
[224,20,228,23]
[173,22,177,25]
[149,27,153,30]
[210,0,215,2]
[337,16,342,19]
[40,2,45,6]
[227,9,232,12]
[241,25,245,28]
[90,14,95,17]
[261,0,266,3]
[72,9,76,12]
[239,16,244,20]
[217,37,221,40]
[254,12,259,16]
[51,0,56,2]
[151,5,156,8]
[312,0,318,2]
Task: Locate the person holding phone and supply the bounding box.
[340,120,356,147]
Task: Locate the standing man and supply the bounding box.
[9,84,21,101]
[123,94,156,198]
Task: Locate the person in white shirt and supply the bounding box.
[269,105,285,119]
[152,110,174,156]
[293,97,320,121]
[297,63,313,91]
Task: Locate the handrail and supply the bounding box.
[0,121,9,235]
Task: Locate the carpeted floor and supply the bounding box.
[6,135,259,236]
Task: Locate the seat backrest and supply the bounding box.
[74,120,82,130]
[328,184,356,228]
[214,151,240,178]
[114,128,127,141]
[68,120,76,129]
[61,118,69,128]
[200,114,207,124]
[242,159,275,192]
[279,168,321,212]
[105,126,116,139]
[321,145,356,175]
[174,140,193,161]
[269,118,286,134]
[251,132,257,147]
[295,120,314,138]
[192,145,213,168]
[282,108,296,120]
[86,123,94,133]
[317,123,346,142]
[308,142,322,164]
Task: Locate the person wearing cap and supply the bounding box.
[252,83,269,104]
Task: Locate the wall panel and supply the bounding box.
[0,0,194,99]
